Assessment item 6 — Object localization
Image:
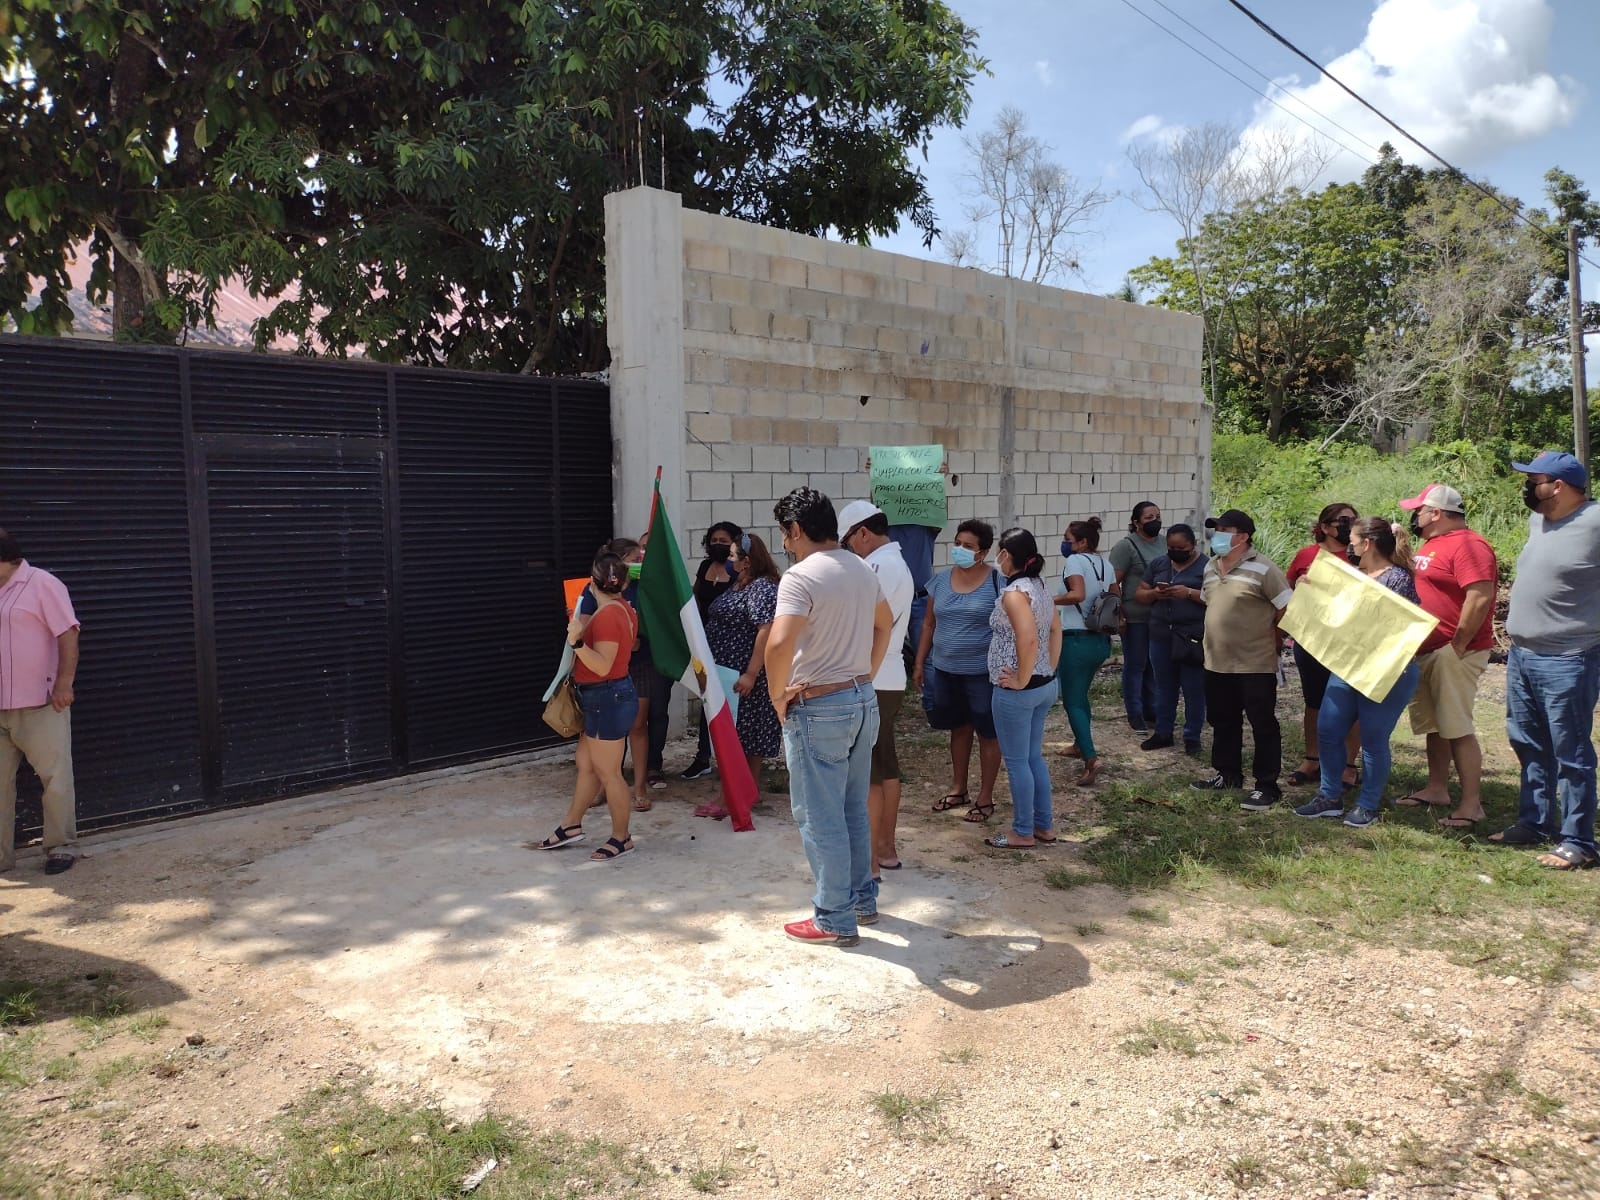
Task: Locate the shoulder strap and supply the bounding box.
[990,569,1001,596]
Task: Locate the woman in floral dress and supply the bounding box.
[704,533,782,814]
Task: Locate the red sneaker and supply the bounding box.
[783,918,860,947]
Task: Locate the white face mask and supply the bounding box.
[1209,531,1235,556]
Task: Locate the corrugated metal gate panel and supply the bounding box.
[3,335,612,843]
[395,371,561,763]
[0,340,205,826]
[205,449,392,790]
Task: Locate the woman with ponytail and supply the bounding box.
[982,528,1063,847]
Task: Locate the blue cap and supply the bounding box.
[1511,451,1588,491]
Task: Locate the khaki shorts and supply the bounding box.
[1408,647,1491,741]
[870,689,904,784]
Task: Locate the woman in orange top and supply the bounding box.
[536,548,640,861]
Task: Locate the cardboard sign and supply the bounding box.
[869,444,946,527]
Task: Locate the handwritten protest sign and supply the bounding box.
[1280,553,1438,702]
[869,444,946,527]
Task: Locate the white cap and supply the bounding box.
[837,499,884,537]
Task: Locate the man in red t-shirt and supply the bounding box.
[1395,485,1497,826]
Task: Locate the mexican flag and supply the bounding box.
[637,473,758,831]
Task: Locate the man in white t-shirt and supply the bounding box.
[840,499,916,879]
[766,488,895,948]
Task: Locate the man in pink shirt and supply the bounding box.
[1,528,82,874]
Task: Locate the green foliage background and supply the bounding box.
[1209,431,1552,577]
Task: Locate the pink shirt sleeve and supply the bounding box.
[38,573,80,636]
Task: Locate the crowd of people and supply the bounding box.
[6,446,1595,939]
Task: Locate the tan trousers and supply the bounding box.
[1,705,77,870]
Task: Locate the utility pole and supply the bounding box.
[1571,224,1590,473]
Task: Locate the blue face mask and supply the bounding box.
[1210,532,1235,556]
[951,545,977,569]
[1060,539,1072,559]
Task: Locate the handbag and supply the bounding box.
[542,673,585,738]
[1170,630,1205,667]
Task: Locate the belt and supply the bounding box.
[797,674,873,700]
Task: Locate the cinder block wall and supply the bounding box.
[606,187,1209,561]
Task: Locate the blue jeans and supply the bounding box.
[1150,635,1205,744]
[1120,621,1157,730]
[1317,662,1420,812]
[992,681,1057,838]
[1506,644,1600,855]
[782,684,880,935]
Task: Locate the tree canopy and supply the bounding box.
[2,0,984,371]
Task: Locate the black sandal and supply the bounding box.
[590,836,635,861]
[1341,761,1361,793]
[962,800,996,824]
[932,791,968,812]
[534,824,585,850]
[1285,756,1319,786]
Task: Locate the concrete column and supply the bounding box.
[605,187,686,544]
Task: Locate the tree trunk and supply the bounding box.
[1266,383,1287,443]
[108,19,160,339]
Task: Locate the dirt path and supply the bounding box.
[3,665,1598,1198]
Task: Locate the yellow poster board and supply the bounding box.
[1279,553,1438,702]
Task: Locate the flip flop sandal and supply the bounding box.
[983,834,1036,849]
[534,824,585,850]
[590,836,635,861]
[878,860,903,870]
[1285,756,1320,786]
[931,792,968,812]
[1538,843,1597,870]
[648,774,668,791]
[1437,815,1481,831]
[1488,823,1546,846]
[1058,745,1084,759]
[631,796,653,812]
[1395,794,1450,809]
[1032,834,1058,844]
[961,801,996,824]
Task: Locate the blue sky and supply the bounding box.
[871,0,1598,302]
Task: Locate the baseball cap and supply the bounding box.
[1203,509,1256,535]
[1511,450,1588,490]
[1398,484,1464,513]
[837,499,884,537]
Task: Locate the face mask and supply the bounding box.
[1407,512,1425,539]
[1522,480,1546,511]
[1346,545,1363,565]
[951,545,977,569]
[1331,519,1352,544]
[1168,547,1192,565]
[1210,532,1234,556]
[707,542,732,563]
[1060,539,1073,559]
[627,561,643,580]
[1140,519,1162,538]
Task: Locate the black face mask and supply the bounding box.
[1331,519,1352,544]
[706,542,732,563]
[1140,519,1162,538]
[1407,513,1424,539]
[1167,547,1192,564]
[1346,546,1363,565]
[1522,480,1546,511]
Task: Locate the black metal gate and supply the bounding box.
[1,335,612,839]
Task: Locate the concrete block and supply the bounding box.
[730,307,772,338]
[825,446,860,474]
[770,472,808,496]
[682,499,713,533]
[784,392,824,421]
[843,324,878,351]
[686,352,726,385]
[734,472,774,501]
[823,393,861,421]
[809,321,844,347]
[690,472,732,501]
[685,441,712,472]
[688,412,731,442]
[728,358,767,387]
[686,301,731,334]
[811,473,843,497]
[772,419,809,445]
[771,313,809,341]
[791,445,827,473]
[876,327,910,355]
[807,263,843,293]
[733,416,775,445]
[747,390,787,418]
[710,274,753,306]
[685,240,731,274]
[769,257,808,287]
[709,385,747,415]
[753,444,790,473]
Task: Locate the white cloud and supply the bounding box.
[1243,0,1580,180]
[1034,59,1054,87]
[1120,113,1180,144]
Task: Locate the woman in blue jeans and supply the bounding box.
[983,528,1063,849]
[1134,525,1208,756]
[1294,519,1423,828]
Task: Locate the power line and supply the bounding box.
[1143,0,1385,159]
[1224,0,1600,273]
[1113,0,1377,169]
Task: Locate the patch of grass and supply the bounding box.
[1393,1132,1435,1168]
[91,1054,145,1088]
[127,1013,170,1042]
[869,1090,948,1137]
[937,1046,976,1064]
[1116,1017,1228,1057]
[1525,1089,1566,1119]
[1330,1158,1372,1190]
[1073,921,1105,937]
[1124,905,1169,925]
[687,1158,734,1193]
[0,984,41,1028]
[42,1055,79,1082]
[0,1031,40,1087]
[1225,1154,1267,1190]
[71,1014,119,1050]
[1044,867,1098,890]
[109,1086,651,1200]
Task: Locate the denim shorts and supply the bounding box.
[578,677,639,742]
[924,665,997,740]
